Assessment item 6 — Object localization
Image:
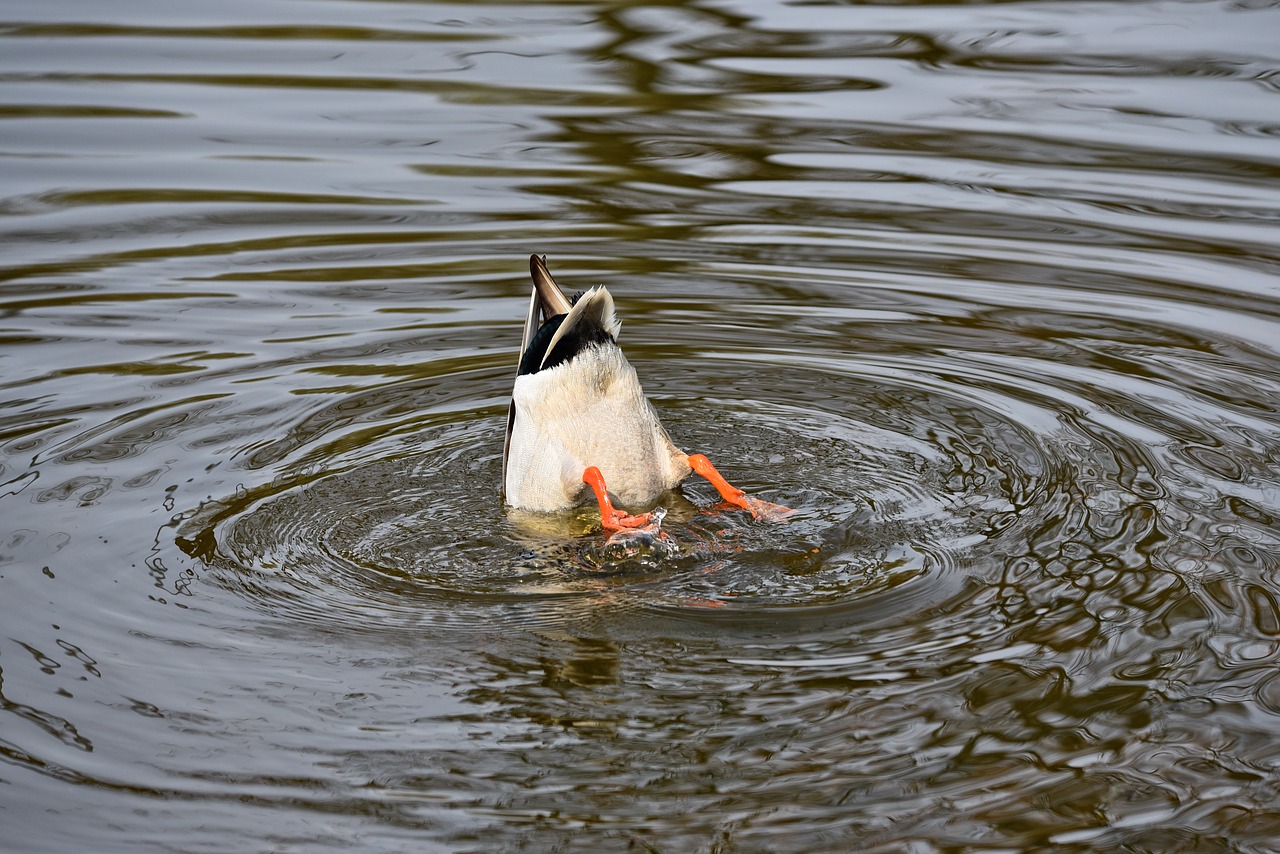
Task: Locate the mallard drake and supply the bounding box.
[502,254,790,530]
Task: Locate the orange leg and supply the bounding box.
[687,454,794,521]
[583,466,655,531]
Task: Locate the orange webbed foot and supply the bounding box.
[687,454,795,521]
[583,466,656,531]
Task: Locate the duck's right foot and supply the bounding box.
[583,466,655,531]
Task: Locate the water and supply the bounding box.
[3,0,1280,849]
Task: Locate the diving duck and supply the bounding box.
[502,254,790,530]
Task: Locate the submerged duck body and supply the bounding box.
[502,255,789,530]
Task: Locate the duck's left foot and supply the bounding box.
[583,466,656,531]
[687,454,795,521]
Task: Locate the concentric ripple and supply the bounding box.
[177,326,1069,642]
[6,0,1280,848]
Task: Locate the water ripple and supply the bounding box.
[5,0,1280,849]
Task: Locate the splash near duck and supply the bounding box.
[503,254,792,531]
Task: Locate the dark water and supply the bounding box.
[4,0,1280,850]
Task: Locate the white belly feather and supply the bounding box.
[504,344,690,512]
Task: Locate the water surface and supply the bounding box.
[4,0,1280,850]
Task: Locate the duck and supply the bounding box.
[502,254,790,530]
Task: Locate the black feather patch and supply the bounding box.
[518,314,614,376]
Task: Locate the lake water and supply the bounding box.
[3,0,1280,850]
